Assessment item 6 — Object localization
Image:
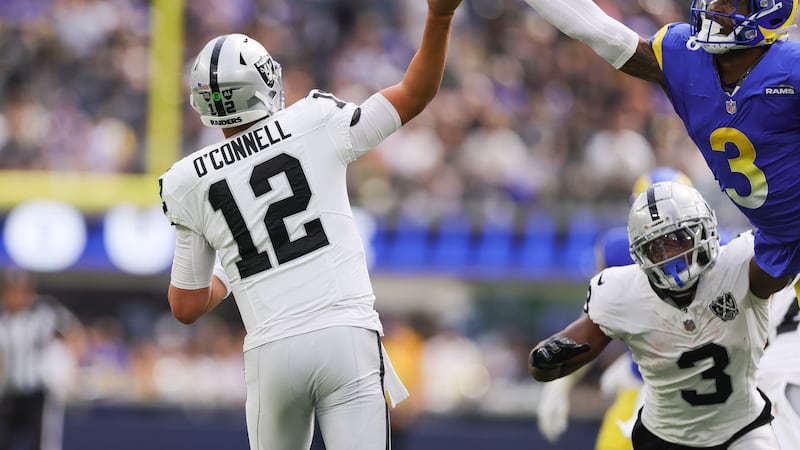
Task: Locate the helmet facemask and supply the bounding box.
[632,223,716,291]
[189,34,285,129]
[688,0,798,54]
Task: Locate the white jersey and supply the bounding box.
[585,232,770,447]
[761,285,800,372]
[757,284,800,449]
[160,90,385,351]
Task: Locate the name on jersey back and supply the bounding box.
[192,120,293,178]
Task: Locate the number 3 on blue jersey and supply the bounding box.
[710,128,767,209]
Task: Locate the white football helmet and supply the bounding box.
[628,182,720,291]
[688,0,798,54]
[189,34,284,128]
[630,167,693,203]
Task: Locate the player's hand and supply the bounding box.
[536,378,571,442]
[428,0,463,16]
[530,336,591,370]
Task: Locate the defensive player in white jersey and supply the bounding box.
[158,1,462,449]
[757,282,800,449]
[537,167,695,449]
[528,181,788,449]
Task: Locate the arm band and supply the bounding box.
[524,0,640,69]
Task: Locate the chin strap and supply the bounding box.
[686,35,702,51]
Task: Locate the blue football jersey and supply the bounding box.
[651,23,800,276]
[652,24,800,244]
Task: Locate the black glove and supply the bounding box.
[530,336,591,370]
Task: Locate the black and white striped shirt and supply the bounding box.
[0,297,75,395]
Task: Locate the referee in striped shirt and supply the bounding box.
[0,269,82,450]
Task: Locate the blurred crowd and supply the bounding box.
[1,0,729,421]
[66,302,556,419]
[0,0,753,232]
[0,0,149,173]
[1,0,778,408]
[0,0,759,420]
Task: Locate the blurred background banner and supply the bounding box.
[0,0,750,277]
[0,0,762,449]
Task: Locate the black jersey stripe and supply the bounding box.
[376,332,390,450]
[209,35,228,117]
[646,186,660,221]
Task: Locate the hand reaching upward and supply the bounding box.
[428,0,462,16]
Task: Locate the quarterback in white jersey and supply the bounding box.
[757,283,800,449]
[529,182,788,449]
[159,2,462,449]
[163,89,390,351]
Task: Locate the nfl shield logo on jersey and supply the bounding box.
[709,293,739,321]
[725,99,737,115]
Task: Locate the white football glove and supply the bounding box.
[599,352,643,398]
[536,376,571,443]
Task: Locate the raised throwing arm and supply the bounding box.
[380,0,462,124]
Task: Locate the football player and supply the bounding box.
[158,1,462,449]
[537,167,693,449]
[529,181,783,449]
[521,0,798,298]
[757,282,800,449]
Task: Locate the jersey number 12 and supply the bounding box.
[209,153,330,278]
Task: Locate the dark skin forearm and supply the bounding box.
[619,38,666,86]
[749,259,792,299]
[528,315,612,382]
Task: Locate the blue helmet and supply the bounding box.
[689,0,798,54]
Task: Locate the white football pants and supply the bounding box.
[244,326,398,450]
